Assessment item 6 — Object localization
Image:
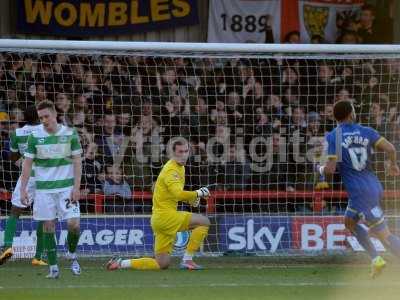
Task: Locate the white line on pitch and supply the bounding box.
[2,282,400,290]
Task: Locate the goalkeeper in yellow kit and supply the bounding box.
[106,137,211,270]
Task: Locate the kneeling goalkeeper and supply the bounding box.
[106,137,211,270]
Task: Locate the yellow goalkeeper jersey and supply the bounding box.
[152,159,197,214]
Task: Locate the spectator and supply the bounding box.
[284,31,300,44]
[338,31,360,44]
[310,35,325,44]
[81,143,102,195]
[116,108,132,136]
[357,5,380,43]
[32,83,49,103]
[319,103,335,133]
[226,90,244,132]
[102,165,132,199]
[95,113,125,165]
[368,102,389,135]
[102,165,134,213]
[55,92,72,125]
[221,144,251,190]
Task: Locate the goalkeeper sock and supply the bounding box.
[67,231,80,254]
[184,226,209,260]
[354,224,378,259]
[43,232,57,266]
[386,234,400,258]
[4,215,18,248]
[125,258,160,270]
[34,221,44,260]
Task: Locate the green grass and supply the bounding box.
[0,257,399,300]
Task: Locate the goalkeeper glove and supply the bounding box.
[193,187,211,207]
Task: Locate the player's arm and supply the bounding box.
[321,157,337,176]
[9,131,21,162]
[165,171,210,207]
[72,154,82,202]
[318,133,338,177]
[20,157,33,192]
[10,152,21,162]
[20,134,35,205]
[71,129,83,202]
[166,175,197,204]
[375,137,400,176]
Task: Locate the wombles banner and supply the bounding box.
[17,0,199,36]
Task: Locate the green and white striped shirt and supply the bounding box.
[24,124,82,193]
[10,125,39,156]
[10,124,39,177]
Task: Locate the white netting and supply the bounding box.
[0,42,399,256]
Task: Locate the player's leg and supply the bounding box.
[370,222,400,258]
[31,220,47,266]
[66,217,81,275]
[1,177,34,265]
[180,213,210,270]
[42,220,59,279]
[0,206,24,265]
[359,204,391,278]
[58,189,81,275]
[345,208,379,260]
[106,216,177,271]
[107,255,164,271]
[27,178,47,266]
[34,192,59,278]
[106,232,167,271]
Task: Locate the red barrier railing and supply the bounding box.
[1,190,399,214]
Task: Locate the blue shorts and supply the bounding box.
[345,200,387,232]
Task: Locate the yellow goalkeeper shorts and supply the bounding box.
[151,211,192,254]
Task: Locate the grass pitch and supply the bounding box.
[0,257,399,300]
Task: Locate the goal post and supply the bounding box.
[0,40,399,257]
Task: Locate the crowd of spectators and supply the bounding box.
[0,52,398,196]
[0,4,398,213]
[283,4,394,44]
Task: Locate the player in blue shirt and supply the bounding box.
[319,100,400,278]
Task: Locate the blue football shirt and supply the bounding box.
[326,122,384,207]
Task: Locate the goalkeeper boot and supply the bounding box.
[105,256,122,271]
[71,259,81,276]
[371,256,386,279]
[32,258,48,266]
[180,260,203,270]
[0,247,13,266]
[46,265,59,279]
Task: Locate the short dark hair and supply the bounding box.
[23,105,39,125]
[333,100,353,122]
[36,100,55,112]
[362,4,375,14]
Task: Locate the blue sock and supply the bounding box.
[355,224,378,259]
[387,234,400,258]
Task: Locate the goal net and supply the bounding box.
[0,41,399,257]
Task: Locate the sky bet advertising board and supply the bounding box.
[17,0,199,36]
[0,215,391,255]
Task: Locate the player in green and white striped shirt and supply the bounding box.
[0,106,47,267]
[20,100,83,279]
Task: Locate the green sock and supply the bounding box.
[4,215,18,248]
[34,221,44,260]
[43,233,57,265]
[67,231,80,254]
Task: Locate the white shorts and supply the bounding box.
[11,176,35,208]
[33,188,80,221]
